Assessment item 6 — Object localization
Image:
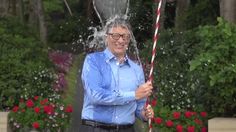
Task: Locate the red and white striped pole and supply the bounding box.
[147,0,162,132]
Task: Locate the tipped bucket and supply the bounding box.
[93,0,130,26]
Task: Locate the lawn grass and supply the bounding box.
[63,54,85,105]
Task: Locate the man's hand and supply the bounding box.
[142,104,154,121]
[135,81,153,100]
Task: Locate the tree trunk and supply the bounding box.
[37,0,47,43]
[0,0,9,16]
[0,0,23,22]
[175,0,190,30]
[160,0,166,30]
[15,0,24,22]
[220,0,236,24]
[28,0,47,43]
[28,0,38,27]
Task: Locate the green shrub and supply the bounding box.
[190,18,236,117]
[140,17,236,123]
[140,28,208,131]
[0,17,55,110]
[47,16,92,54]
[141,28,201,110]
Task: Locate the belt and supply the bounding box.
[82,119,133,130]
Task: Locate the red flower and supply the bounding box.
[12,106,19,112]
[34,107,41,113]
[26,99,34,108]
[165,120,173,127]
[185,111,192,118]
[154,117,162,124]
[191,112,197,116]
[187,126,195,132]
[20,98,24,103]
[194,118,202,125]
[200,112,207,117]
[34,96,39,101]
[173,112,181,119]
[201,127,207,132]
[44,105,54,115]
[21,109,25,112]
[40,98,48,105]
[176,124,183,132]
[151,99,157,107]
[32,122,40,129]
[65,105,73,113]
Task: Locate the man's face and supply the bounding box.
[106,26,130,58]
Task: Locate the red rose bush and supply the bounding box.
[151,99,208,132]
[9,96,73,131]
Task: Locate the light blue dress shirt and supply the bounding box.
[81,48,146,125]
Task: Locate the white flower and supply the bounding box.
[187,99,191,103]
[14,122,17,126]
[60,106,64,110]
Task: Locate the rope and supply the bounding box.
[147,0,162,131]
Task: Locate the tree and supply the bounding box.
[175,0,190,30]
[220,0,236,24]
[0,0,8,16]
[28,0,47,43]
[37,0,47,43]
[0,0,23,21]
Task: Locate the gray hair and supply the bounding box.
[104,17,132,34]
[103,16,136,46]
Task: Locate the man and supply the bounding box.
[81,17,154,132]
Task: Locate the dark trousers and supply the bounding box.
[80,124,135,132]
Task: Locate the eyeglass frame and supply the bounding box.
[107,33,131,42]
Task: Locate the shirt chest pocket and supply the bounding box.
[119,68,139,91]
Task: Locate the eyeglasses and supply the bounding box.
[107,33,130,41]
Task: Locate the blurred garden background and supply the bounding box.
[0,0,236,131]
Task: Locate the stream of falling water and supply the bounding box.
[86,0,142,65]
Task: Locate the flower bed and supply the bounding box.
[8,96,72,131]
[8,50,74,131]
[153,110,207,132]
[149,99,208,132]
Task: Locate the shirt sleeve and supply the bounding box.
[135,99,147,121]
[81,54,136,106]
[134,65,147,120]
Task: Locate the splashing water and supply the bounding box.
[86,0,141,64]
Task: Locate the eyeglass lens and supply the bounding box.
[108,33,130,41]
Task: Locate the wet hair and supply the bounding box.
[103,16,136,46]
[104,17,132,34]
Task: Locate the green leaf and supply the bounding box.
[189,60,201,71]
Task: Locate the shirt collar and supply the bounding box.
[104,48,130,66]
